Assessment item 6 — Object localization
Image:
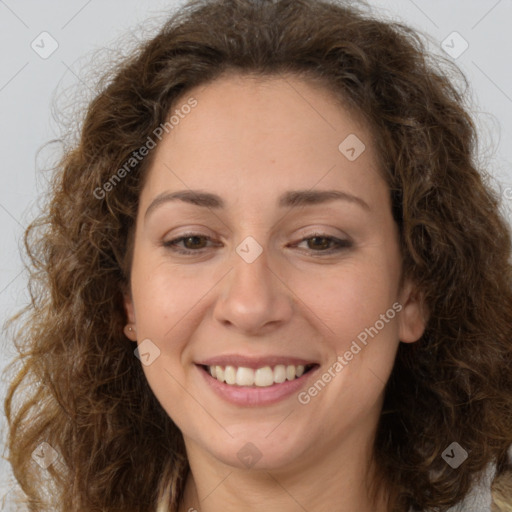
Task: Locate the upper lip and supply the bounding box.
[197,355,318,369]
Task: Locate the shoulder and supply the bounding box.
[445,446,512,512]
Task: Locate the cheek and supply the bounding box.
[295,259,400,336]
[129,260,204,425]
[130,250,209,337]
[291,257,402,400]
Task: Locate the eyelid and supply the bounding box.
[292,226,353,244]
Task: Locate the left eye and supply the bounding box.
[162,233,352,255]
[295,235,352,253]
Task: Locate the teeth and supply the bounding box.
[274,364,286,383]
[236,366,254,386]
[224,366,236,385]
[255,366,273,387]
[207,364,309,387]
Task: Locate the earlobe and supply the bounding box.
[123,290,137,341]
[397,279,428,343]
[123,324,137,341]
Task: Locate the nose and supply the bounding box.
[212,247,294,335]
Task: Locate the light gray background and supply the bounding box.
[1,0,511,510]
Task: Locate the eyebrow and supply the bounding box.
[144,188,371,220]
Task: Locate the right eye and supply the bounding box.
[162,233,217,255]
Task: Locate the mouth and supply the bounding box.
[198,363,319,387]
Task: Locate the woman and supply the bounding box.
[4,0,512,510]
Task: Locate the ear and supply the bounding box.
[397,278,428,343]
[123,288,137,342]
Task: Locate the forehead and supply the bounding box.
[141,72,384,208]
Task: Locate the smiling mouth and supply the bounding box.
[200,363,318,387]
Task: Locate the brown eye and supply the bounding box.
[181,236,208,250]
[162,233,215,255]
[295,234,353,255]
[307,236,331,251]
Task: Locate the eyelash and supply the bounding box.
[162,232,353,256]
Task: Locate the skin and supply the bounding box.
[123,72,427,512]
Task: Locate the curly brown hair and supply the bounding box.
[3,0,512,511]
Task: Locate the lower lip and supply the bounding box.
[195,364,319,406]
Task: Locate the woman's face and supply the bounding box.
[124,73,426,472]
